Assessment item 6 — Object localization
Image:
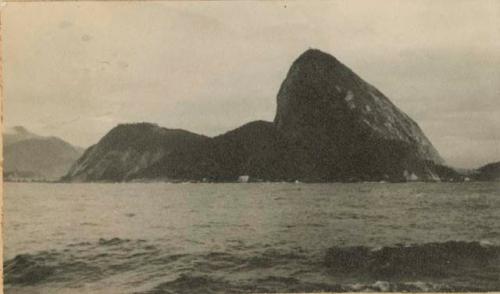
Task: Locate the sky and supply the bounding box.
[3,0,499,168]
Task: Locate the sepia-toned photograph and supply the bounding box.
[2,1,500,293]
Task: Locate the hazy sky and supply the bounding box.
[3,1,499,168]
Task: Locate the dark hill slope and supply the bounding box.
[134,121,286,181]
[63,123,209,182]
[474,161,500,181]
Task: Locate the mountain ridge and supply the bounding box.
[63,49,472,183]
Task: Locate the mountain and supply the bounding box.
[3,127,84,181]
[272,49,444,181]
[63,123,209,182]
[4,126,40,145]
[133,120,285,182]
[64,49,452,183]
[473,161,500,181]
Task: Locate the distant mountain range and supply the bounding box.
[61,49,498,183]
[3,126,84,181]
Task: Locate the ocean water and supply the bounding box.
[3,182,500,293]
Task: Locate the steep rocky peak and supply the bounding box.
[294,48,342,68]
[274,49,364,132]
[286,49,363,88]
[274,48,444,165]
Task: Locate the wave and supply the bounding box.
[324,241,500,279]
[4,239,500,292]
[3,252,101,286]
[4,238,148,286]
[147,273,346,294]
[145,274,486,293]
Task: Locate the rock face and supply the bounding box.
[3,126,83,181]
[273,49,444,181]
[64,49,448,182]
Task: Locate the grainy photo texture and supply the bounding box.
[2,1,500,293]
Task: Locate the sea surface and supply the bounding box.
[3,182,500,293]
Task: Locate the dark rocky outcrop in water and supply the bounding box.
[3,126,83,181]
[65,49,455,182]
